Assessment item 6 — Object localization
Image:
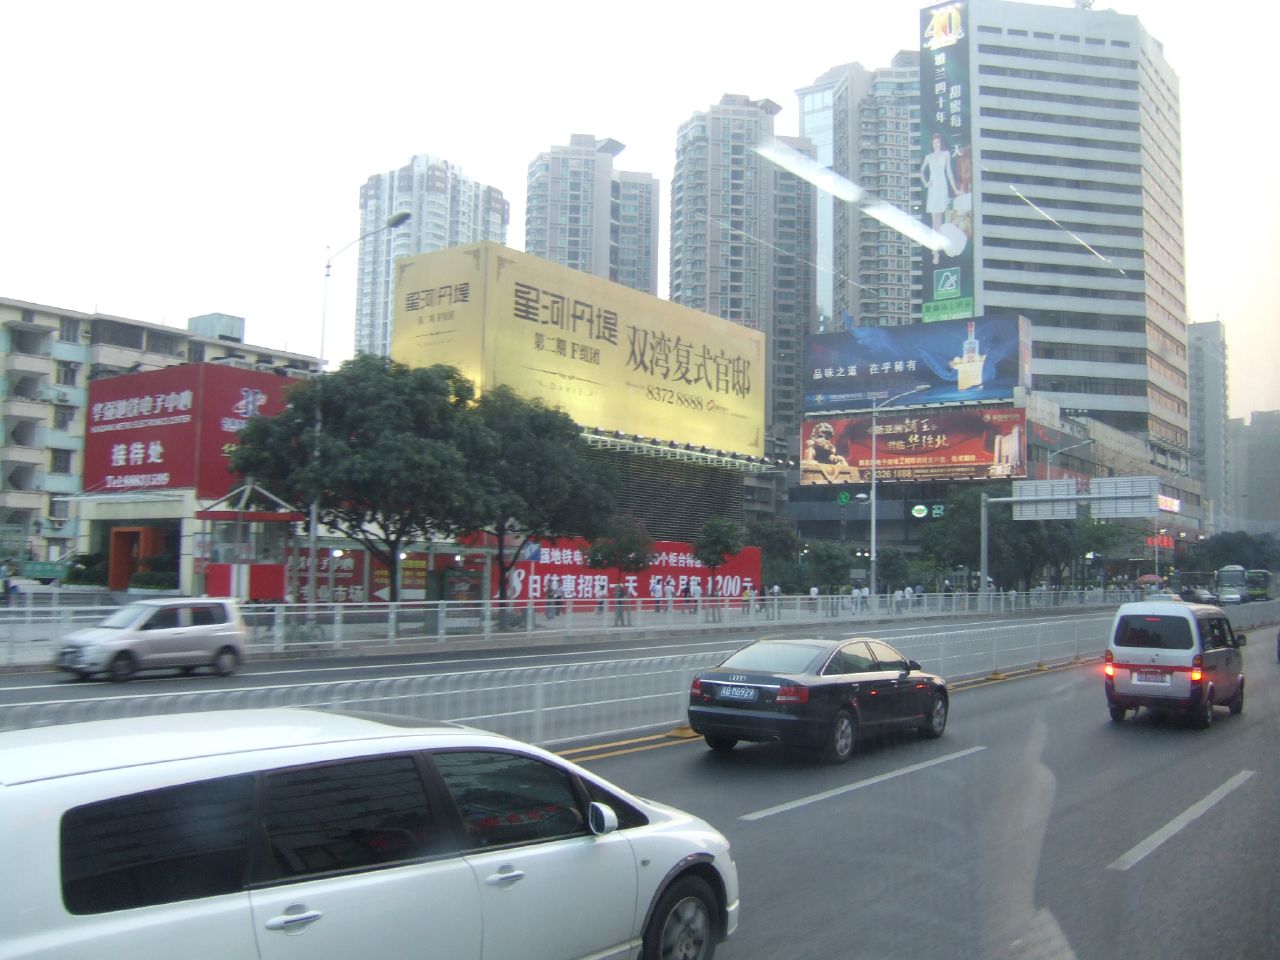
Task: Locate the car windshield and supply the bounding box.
[719,643,824,674]
[96,604,153,630]
[1113,615,1194,651]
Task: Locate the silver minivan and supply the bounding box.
[1104,600,1246,727]
[55,598,246,681]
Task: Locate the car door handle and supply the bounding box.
[485,866,526,886]
[265,909,323,930]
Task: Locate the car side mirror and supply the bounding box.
[1235,632,1247,647]
[908,660,922,672]
[588,801,618,836]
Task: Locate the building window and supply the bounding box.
[51,449,73,474]
[56,361,78,387]
[54,405,75,431]
[59,317,80,342]
[49,497,70,520]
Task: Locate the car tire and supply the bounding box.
[1228,680,1244,716]
[212,647,239,677]
[920,694,948,738]
[108,653,136,682]
[643,874,717,960]
[1109,704,1126,723]
[822,709,856,764]
[1193,689,1214,729]
[704,735,738,753]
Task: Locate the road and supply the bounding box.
[3,611,1275,959]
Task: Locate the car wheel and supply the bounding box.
[920,694,948,738]
[643,874,717,960]
[1228,680,1244,716]
[1109,704,1127,723]
[704,735,738,753]
[822,709,856,764]
[108,653,136,682]
[1193,690,1214,729]
[212,647,239,677]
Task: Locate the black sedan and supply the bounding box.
[687,636,948,763]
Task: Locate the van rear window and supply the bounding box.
[1113,615,1193,650]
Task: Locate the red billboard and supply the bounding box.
[84,363,298,498]
[800,407,1026,483]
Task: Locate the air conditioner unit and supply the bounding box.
[55,390,70,403]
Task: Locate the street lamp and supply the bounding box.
[308,211,411,610]
[1154,527,1168,579]
[1047,437,1093,480]
[862,383,930,602]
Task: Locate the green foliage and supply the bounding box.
[128,570,178,589]
[586,516,654,575]
[693,517,745,574]
[142,553,178,574]
[63,553,108,586]
[230,356,481,600]
[1181,531,1280,572]
[875,547,910,591]
[746,517,803,593]
[467,385,617,599]
[803,541,854,591]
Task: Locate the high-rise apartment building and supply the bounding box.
[1227,411,1280,537]
[1188,321,1229,532]
[922,0,1188,464]
[525,135,659,295]
[670,95,815,459]
[354,155,509,357]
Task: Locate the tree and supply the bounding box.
[466,385,616,602]
[586,516,654,586]
[917,484,1051,589]
[746,517,802,593]
[693,517,745,592]
[229,356,481,601]
[803,541,854,592]
[876,547,910,592]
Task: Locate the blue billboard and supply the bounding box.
[804,313,1030,412]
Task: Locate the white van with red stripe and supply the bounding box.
[1104,601,1246,727]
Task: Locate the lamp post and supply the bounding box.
[861,384,930,603]
[1047,437,1093,480]
[1154,526,1168,580]
[307,211,410,610]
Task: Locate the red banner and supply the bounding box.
[800,407,1026,484]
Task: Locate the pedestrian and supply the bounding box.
[893,587,905,614]
[903,585,913,611]
[612,583,627,627]
[0,558,12,607]
[680,581,692,613]
[770,583,781,619]
[689,578,703,616]
[664,577,676,612]
[625,581,638,625]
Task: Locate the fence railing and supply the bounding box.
[0,613,1120,736]
[0,588,1145,670]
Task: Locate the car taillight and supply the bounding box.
[1190,655,1203,683]
[1104,650,1115,678]
[776,685,809,704]
[690,678,703,697]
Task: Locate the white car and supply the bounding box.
[0,708,739,960]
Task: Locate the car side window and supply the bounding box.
[61,774,255,915]
[432,750,588,850]
[823,642,875,675]
[190,604,225,626]
[866,640,909,672]
[143,607,180,630]
[260,755,445,880]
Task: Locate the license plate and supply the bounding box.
[1135,670,1169,684]
[718,685,757,702]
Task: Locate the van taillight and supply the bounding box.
[1190,655,1203,683]
[776,685,809,704]
[1104,649,1115,678]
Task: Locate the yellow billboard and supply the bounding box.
[392,243,766,457]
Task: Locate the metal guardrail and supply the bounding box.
[1,588,1145,669]
[0,613,1121,736]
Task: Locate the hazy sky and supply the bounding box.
[3,0,1275,419]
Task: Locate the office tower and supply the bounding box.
[1188,321,1229,532]
[525,135,659,295]
[670,95,815,465]
[354,155,509,357]
[1227,411,1280,537]
[921,0,1189,462]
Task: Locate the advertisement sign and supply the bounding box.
[391,243,767,457]
[800,407,1026,484]
[920,1,975,322]
[501,539,763,607]
[84,364,298,498]
[805,313,1029,413]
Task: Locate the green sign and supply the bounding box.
[837,492,851,506]
[20,561,70,580]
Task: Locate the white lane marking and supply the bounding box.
[740,746,986,822]
[1106,770,1256,871]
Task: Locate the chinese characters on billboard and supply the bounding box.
[920,1,975,322]
[84,364,298,498]
[805,313,1030,412]
[391,244,766,457]
[800,407,1026,484]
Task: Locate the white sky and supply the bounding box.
[2,0,1275,419]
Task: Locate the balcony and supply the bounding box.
[0,445,45,468]
[2,395,46,421]
[5,352,52,376]
[0,489,44,511]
